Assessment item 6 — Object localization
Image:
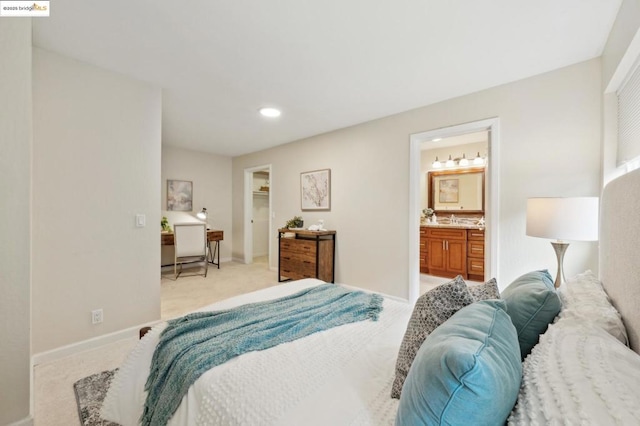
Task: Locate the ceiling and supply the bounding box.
[33,1,621,157]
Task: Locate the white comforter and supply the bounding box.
[102,279,411,426]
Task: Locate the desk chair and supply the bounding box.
[173,222,208,279]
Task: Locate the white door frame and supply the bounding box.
[244,164,273,265]
[409,118,500,303]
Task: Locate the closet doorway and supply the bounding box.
[243,165,272,266]
[409,118,500,303]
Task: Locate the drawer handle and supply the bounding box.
[471,265,483,269]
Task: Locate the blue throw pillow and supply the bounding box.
[501,270,561,359]
[396,300,522,426]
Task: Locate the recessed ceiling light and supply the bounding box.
[432,138,442,142]
[259,107,281,118]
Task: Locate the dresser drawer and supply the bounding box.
[280,238,317,256]
[425,228,467,240]
[468,241,484,259]
[279,250,316,263]
[468,258,485,275]
[280,258,316,278]
[467,229,485,241]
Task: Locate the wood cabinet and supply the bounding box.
[467,228,485,281]
[426,228,467,278]
[278,229,336,282]
[425,227,485,280]
[420,226,429,273]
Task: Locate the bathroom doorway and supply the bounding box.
[408,118,500,303]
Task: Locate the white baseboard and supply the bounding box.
[31,319,161,366]
[8,415,33,426]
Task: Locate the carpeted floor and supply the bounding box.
[35,257,277,425]
[73,369,119,426]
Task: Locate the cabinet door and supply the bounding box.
[427,239,446,271]
[446,240,467,276]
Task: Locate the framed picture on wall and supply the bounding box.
[167,179,193,211]
[301,169,331,211]
[439,178,459,203]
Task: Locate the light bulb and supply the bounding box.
[473,152,484,165]
[445,155,454,167]
[432,156,442,168]
[459,153,469,166]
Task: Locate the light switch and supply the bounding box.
[136,214,146,227]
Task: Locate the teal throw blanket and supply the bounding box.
[141,284,384,426]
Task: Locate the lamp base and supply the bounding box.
[550,241,569,288]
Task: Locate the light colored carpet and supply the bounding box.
[34,257,278,426]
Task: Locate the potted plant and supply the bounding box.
[422,208,434,224]
[285,216,304,229]
[161,216,172,232]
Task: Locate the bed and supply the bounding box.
[103,168,640,426]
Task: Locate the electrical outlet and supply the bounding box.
[91,309,103,324]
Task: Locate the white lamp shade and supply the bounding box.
[526,197,599,241]
[196,208,208,220]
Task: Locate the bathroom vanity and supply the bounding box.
[420,225,485,281]
[421,166,486,281]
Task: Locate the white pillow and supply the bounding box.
[509,318,640,425]
[558,270,628,345]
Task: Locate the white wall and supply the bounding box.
[601,0,640,185]
[232,59,602,300]
[160,146,233,265]
[32,48,162,354]
[0,19,33,426]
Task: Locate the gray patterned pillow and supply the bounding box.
[469,278,500,301]
[391,276,475,399]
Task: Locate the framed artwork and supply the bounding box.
[301,169,331,211]
[167,180,193,211]
[439,178,459,203]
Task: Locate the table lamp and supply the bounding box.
[526,197,599,288]
[197,207,209,229]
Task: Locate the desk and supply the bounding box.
[161,229,224,268]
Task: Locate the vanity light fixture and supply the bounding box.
[432,156,442,168]
[259,107,281,118]
[473,152,485,165]
[445,155,455,167]
[459,153,469,166]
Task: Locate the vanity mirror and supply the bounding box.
[428,167,485,213]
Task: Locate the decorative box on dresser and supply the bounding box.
[278,228,336,283]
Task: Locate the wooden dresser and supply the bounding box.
[278,228,336,282]
[424,226,485,281]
